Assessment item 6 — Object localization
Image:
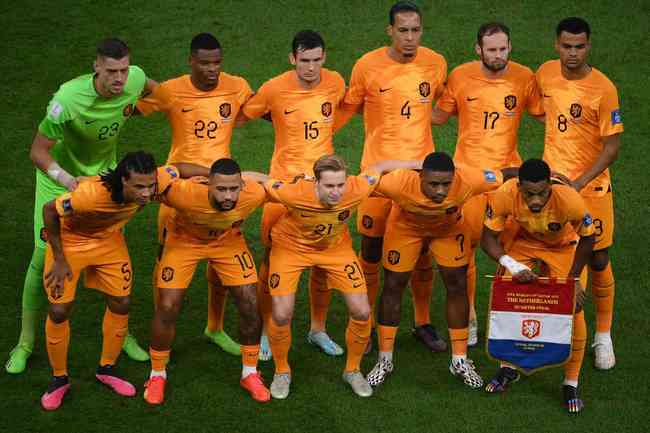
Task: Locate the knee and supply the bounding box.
[48,305,70,323]
[590,250,609,271]
[158,299,181,322]
[272,308,292,327]
[108,296,130,315]
[350,303,370,322]
[361,236,383,263]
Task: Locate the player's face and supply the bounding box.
[476,32,511,72]
[518,180,551,213]
[290,47,325,86]
[190,48,222,89]
[315,170,347,207]
[420,170,454,203]
[387,12,422,59]
[122,171,157,206]
[94,56,130,97]
[209,173,243,211]
[556,32,591,71]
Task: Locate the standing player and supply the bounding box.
[240,30,346,358]
[367,152,516,389]
[137,33,254,356]
[536,17,623,369]
[481,159,595,414]
[245,155,422,399]
[144,159,269,405]
[7,38,154,374]
[337,1,448,351]
[39,152,179,410]
[431,22,543,345]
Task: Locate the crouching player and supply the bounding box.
[39,152,179,410]
[145,158,269,405]
[245,155,420,399]
[367,152,517,389]
[481,159,594,414]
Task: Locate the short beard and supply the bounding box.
[481,58,507,72]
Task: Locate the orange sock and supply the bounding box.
[377,324,398,353]
[46,316,70,377]
[150,348,170,372]
[592,263,615,333]
[267,318,291,374]
[100,309,128,366]
[207,267,228,333]
[466,254,477,321]
[410,253,434,326]
[564,310,587,383]
[309,267,331,332]
[256,262,273,328]
[241,344,260,368]
[448,327,469,357]
[359,255,380,325]
[344,318,371,372]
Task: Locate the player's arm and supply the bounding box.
[173,163,210,179]
[568,233,595,311]
[368,159,423,175]
[481,226,536,283]
[333,101,361,132]
[500,167,519,181]
[431,106,452,125]
[30,133,79,191]
[241,171,270,184]
[572,134,621,192]
[42,200,72,299]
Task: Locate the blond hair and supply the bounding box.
[313,154,348,180]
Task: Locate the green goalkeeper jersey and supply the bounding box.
[36,65,147,193]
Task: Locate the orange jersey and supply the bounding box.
[160,177,266,242]
[376,166,503,235]
[242,69,345,180]
[55,166,178,245]
[344,47,447,169]
[436,61,542,169]
[536,60,623,196]
[137,73,253,166]
[485,178,595,247]
[264,172,380,250]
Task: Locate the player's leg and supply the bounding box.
[204,267,240,356]
[307,267,343,356]
[585,192,616,369]
[410,248,447,352]
[144,235,198,405]
[40,244,80,411]
[7,182,59,374]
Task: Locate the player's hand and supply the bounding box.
[550,171,572,186]
[45,258,72,300]
[574,280,586,313]
[513,269,537,283]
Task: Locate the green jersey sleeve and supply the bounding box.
[38,94,74,141]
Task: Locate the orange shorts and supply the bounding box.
[356,196,393,238]
[505,238,576,277]
[268,240,366,296]
[382,210,471,271]
[583,189,614,250]
[44,233,133,304]
[260,202,287,247]
[157,229,258,289]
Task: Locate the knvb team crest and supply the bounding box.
[504,95,517,111]
[269,273,280,289]
[161,267,175,282]
[387,250,400,265]
[220,103,232,118]
[570,103,582,119]
[338,209,350,221]
[419,81,431,97]
[521,319,541,339]
[321,101,332,117]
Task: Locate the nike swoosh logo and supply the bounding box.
[300,213,314,218]
[379,88,392,93]
[85,120,98,124]
[284,109,297,114]
[543,94,551,98]
[454,255,464,261]
[243,273,254,279]
[466,97,478,102]
[181,108,194,112]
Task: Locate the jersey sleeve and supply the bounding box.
[156,165,180,197]
[237,78,254,106]
[374,170,405,200]
[435,73,457,114]
[567,195,596,237]
[599,82,624,137]
[54,182,94,217]
[434,56,448,99]
[463,166,504,195]
[263,179,292,204]
[525,73,544,116]
[128,65,148,94]
[353,170,382,198]
[38,92,74,141]
[343,60,366,107]
[242,82,271,119]
[137,82,172,116]
[484,185,510,232]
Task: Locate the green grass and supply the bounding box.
[1,1,650,432]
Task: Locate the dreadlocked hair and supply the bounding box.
[100,151,156,203]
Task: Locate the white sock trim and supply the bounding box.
[379,351,393,363]
[150,369,166,379]
[242,365,257,378]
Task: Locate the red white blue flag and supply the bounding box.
[486,277,576,374]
